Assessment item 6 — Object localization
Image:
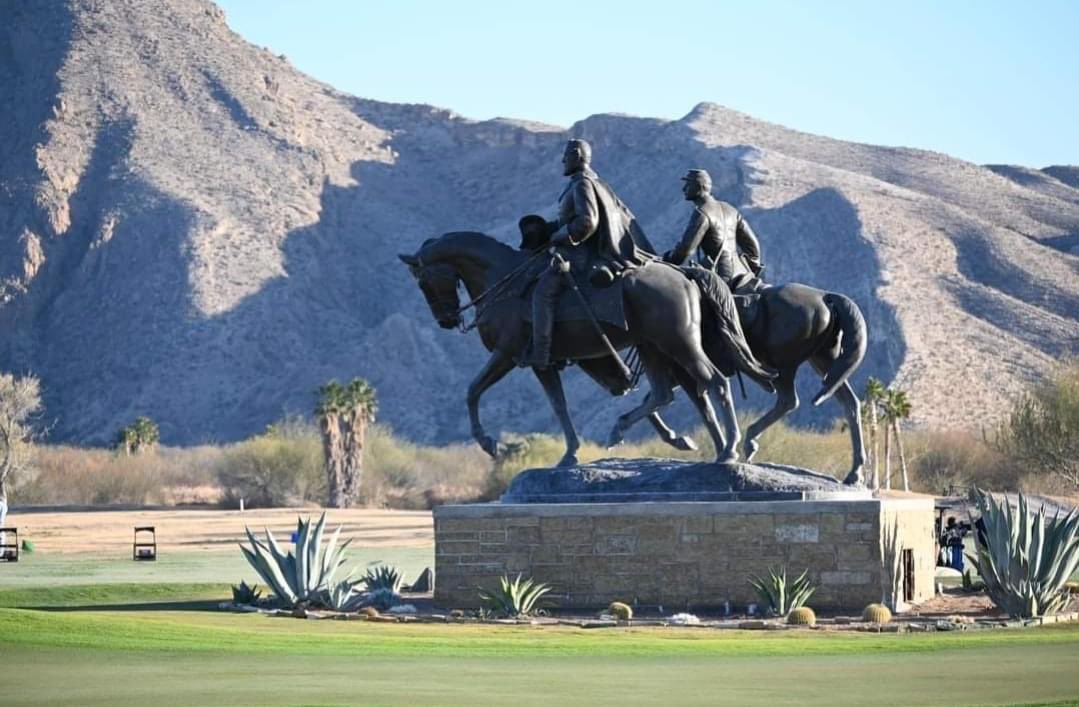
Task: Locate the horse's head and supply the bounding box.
[398,250,462,329]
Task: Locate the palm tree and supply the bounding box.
[883,388,913,491]
[863,378,887,490]
[316,378,378,508]
[114,416,159,455]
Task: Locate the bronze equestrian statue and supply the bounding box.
[399,144,773,467]
[663,168,868,485]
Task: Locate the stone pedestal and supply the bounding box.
[434,495,935,610]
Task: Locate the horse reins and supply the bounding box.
[421,248,549,332]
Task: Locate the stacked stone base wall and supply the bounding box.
[434,497,935,610]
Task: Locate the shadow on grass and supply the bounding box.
[29,599,224,612]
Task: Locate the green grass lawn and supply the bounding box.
[1,584,1078,706]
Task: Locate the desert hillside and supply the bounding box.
[1,0,1076,446]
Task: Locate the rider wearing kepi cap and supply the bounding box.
[664,168,765,294]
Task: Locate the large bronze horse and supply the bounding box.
[687,277,869,485]
[399,232,769,466]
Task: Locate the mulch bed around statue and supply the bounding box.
[217,587,1079,633]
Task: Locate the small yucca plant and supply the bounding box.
[362,565,404,593]
[231,580,262,605]
[970,489,1079,618]
[478,574,552,618]
[748,567,816,617]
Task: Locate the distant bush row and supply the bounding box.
[7,360,1077,507]
[4,419,1064,510]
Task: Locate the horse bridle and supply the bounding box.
[414,248,549,332]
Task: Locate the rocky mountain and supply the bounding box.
[1,0,1076,447]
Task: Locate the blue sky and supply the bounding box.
[217,1,1078,167]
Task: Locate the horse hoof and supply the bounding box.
[478,436,499,459]
[606,428,625,449]
[673,435,698,452]
[557,453,579,468]
[743,439,759,462]
[842,467,865,487]
[716,450,739,464]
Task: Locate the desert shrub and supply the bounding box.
[904,430,1018,495]
[216,424,324,508]
[11,443,221,506]
[996,361,1079,491]
[363,425,491,508]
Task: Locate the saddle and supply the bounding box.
[519,266,630,330]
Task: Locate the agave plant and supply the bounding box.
[478,574,552,618]
[325,579,368,612]
[880,519,903,612]
[239,513,358,607]
[748,567,816,617]
[969,489,1079,618]
[231,580,262,605]
[362,565,404,593]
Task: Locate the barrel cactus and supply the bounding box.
[786,606,816,626]
[863,603,893,624]
[607,601,633,621]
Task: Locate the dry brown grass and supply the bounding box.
[13,445,222,506]
[7,417,1050,509]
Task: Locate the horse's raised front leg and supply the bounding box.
[532,366,580,467]
[648,412,698,452]
[468,350,515,459]
[743,368,798,462]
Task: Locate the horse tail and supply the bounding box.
[813,293,867,406]
[688,269,776,384]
